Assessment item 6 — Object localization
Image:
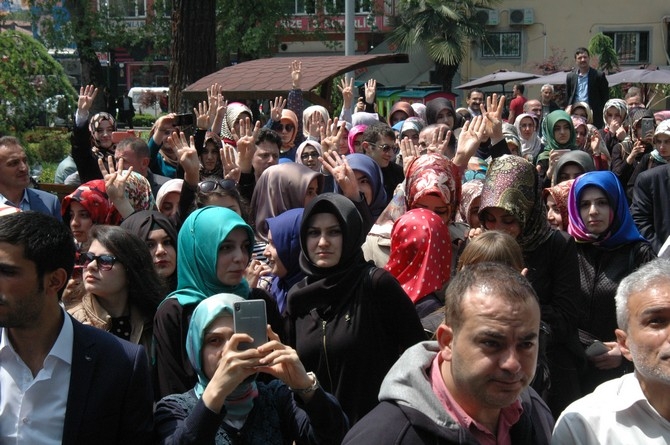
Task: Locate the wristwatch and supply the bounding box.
[290,372,319,394]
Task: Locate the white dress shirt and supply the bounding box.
[0,310,73,444]
[552,373,670,444]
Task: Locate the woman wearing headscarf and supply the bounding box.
[455,178,483,229]
[543,179,574,231]
[572,116,609,171]
[302,105,330,138]
[154,293,349,445]
[627,119,670,198]
[295,140,323,173]
[569,101,593,125]
[385,208,451,318]
[399,117,425,149]
[387,101,415,127]
[514,113,542,161]
[62,179,120,250]
[538,110,577,186]
[250,163,323,243]
[263,208,305,315]
[155,178,184,218]
[567,171,655,394]
[479,154,584,417]
[220,102,253,144]
[347,124,367,154]
[364,153,461,269]
[425,97,462,130]
[600,98,628,154]
[199,131,224,179]
[550,150,595,186]
[611,107,655,187]
[71,85,118,184]
[287,193,425,424]
[121,210,179,293]
[153,207,281,399]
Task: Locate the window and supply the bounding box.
[481,32,521,58]
[284,0,369,15]
[101,0,147,18]
[603,31,649,64]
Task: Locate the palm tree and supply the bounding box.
[390,0,499,91]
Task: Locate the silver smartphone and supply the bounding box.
[233,300,268,351]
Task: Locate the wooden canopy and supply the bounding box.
[182,54,409,110]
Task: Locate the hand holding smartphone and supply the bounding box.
[233,300,268,351]
[585,340,610,357]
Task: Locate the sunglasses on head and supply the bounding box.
[198,179,237,193]
[278,123,295,132]
[78,252,118,271]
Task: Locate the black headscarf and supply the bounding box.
[288,193,371,318]
[121,210,179,291]
[425,97,463,128]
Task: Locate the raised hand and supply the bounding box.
[319,118,345,153]
[338,76,354,110]
[399,137,421,175]
[245,259,272,289]
[78,85,98,113]
[235,118,261,174]
[269,96,286,122]
[98,156,134,218]
[482,93,505,143]
[168,131,200,176]
[320,151,359,200]
[194,100,212,130]
[425,126,452,157]
[290,59,302,89]
[453,115,487,169]
[220,144,241,183]
[364,79,377,104]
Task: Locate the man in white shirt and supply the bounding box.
[0,211,153,444]
[552,258,670,444]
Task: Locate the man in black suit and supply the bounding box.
[630,163,670,254]
[566,47,609,128]
[0,211,153,444]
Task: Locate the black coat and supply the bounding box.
[566,68,609,128]
[631,163,670,253]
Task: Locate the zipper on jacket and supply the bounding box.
[321,319,334,391]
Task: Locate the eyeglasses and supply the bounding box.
[278,124,294,132]
[198,179,237,193]
[300,152,319,160]
[370,143,399,154]
[78,252,118,271]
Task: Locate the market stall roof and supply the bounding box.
[182,54,409,109]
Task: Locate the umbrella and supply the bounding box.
[455,70,539,93]
[607,68,670,86]
[523,70,571,86]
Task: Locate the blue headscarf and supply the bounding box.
[266,208,304,314]
[167,206,254,306]
[334,153,387,219]
[186,294,258,415]
[567,171,645,249]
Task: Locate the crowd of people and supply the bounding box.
[2,48,670,443]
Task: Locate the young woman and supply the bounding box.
[543,179,574,231]
[199,132,224,179]
[62,180,120,250]
[385,208,451,318]
[332,153,387,221]
[68,225,164,360]
[567,170,655,394]
[627,119,670,196]
[286,193,425,424]
[347,124,367,154]
[538,110,577,185]
[263,208,305,315]
[610,107,655,187]
[153,206,281,399]
[295,140,323,173]
[154,293,348,445]
[120,210,179,293]
[455,179,483,229]
[479,154,584,417]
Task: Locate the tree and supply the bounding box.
[389,0,498,92]
[0,30,77,134]
[588,32,618,74]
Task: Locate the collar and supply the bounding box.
[0,188,29,210]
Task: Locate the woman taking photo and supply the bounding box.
[154,293,349,445]
[68,225,164,360]
[286,193,425,424]
[153,206,280,399]
[567,170,655,394]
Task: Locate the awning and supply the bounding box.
[182,54,409,109]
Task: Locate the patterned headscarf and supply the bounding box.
[220,103,253,141]
[456,179,484,226]
[61,179,117,226]
[186,294,258,414]
[602,98,628,126]
[385,208,451,303]
[124,171,156,213]
[543,179,574,231]
[88,112,117,150]
[302,105,330,138]
[568,171,645,249]
[480,155,552,251]
[571,101,593,124]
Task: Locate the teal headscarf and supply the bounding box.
[168,206,254,306]
[186,294,258,415]
[539,110,576,161]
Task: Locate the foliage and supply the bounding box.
[134,113,158,128]
[532,47,570,74]
[389,0,499,91]
[21,127,70,163]
[0,30,77,134]
[589,33,618,74]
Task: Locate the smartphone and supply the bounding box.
[233,300,268,350]
[640,117,655,139]
[111,130,135,144]
[585,340,610,357]
[174,113,194,127]
[552,149,571,158]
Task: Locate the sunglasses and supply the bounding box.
[370,142,399,154]
[198,179,237,193]
[78,252,118,271]
[278,124,295,132]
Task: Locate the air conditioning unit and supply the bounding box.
[509,8,534,26]
[475,9,500,26]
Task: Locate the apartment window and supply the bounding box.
[603,31,649,64]
[481,32,521,58]
[101,0,147,18]
[285,0,369,14]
